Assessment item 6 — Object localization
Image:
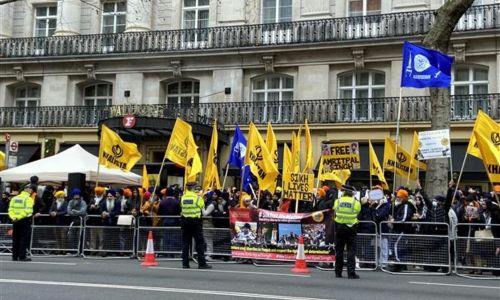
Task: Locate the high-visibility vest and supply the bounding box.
[333,196,360,226]
[180,190,204,218]
[8,191,34,221]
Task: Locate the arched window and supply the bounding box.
[252,74,293,102]
[338,71,385,121]
[15,85,40,107]
[452,65,488,118]
[84,83,113,106]
[166,80,200,105]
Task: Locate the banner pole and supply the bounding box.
[392,87,403,216]
[239,166,244,206]
[221,163,230,191]
[452,152,468,202]
[295,197,299,213]
[96,129,103,188]
[152,155,167,199]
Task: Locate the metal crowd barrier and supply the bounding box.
[356,221,378,270]
[203,216,232,258]
[454,223,500,280]
[379,221,451,275]
[30,214,83,256]
[0,213,12,255]
[82,215,136,258]
[137,216,182,259]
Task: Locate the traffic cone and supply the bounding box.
[291,235,310,274]
[141,231,159,267]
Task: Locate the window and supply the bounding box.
[84,84,113,106]
[452,66,488,118]
[15,86,40,107]
[166,80,200,106]
[183,0,209,29]
[34,6,57,37]
[252,75,293,122]
[102,1,127,34]
[348,0,381,17]
[262,0,292,23]
[338,71,385,121]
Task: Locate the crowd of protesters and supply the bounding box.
[0,179,498,274]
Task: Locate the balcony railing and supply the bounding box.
[0,94,497,128]
[1,5,499,58]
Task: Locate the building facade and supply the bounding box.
[0,0,499,188]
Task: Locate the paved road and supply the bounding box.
[0,257,498,300]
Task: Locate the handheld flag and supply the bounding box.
[383,137,417,180]
[369,141,388,189]
[466,110,499,159]
[142,165,150,190]
[303,119,313,173]
[245,122,279,193]
[401,41,454,88]
[203,121,221,191]
[228,125,247,169]
[291,130,301,173]
[266,122,278,167]
[99,124,142,171]
[282,143,292,184]
[409,131,427,170]
[185,133,202,183]
[474,130,500,184]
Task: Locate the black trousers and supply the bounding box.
[12,218,31,260]
[335,223,357,276]
[181,218,207,266]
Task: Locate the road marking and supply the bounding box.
[0,261,77,266]
[0,279,331,300]
[409,281,500,290]
[150,266,311,278]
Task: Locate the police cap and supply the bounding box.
[341,185,357,192]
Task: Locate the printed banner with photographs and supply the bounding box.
[229,208,335,262]
[320,142,361,170]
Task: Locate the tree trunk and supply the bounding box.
[422,0,474,197]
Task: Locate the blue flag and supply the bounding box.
[242,165,255,193]
[228,125,247,169]
[401,41,454,88]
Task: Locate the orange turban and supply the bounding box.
[317,188,326,198]
[94,187,105,196]
[123,188,132,197]
[396,189,409,200]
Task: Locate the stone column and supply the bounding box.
[54,0,82,35]
[0,3,14,38]
[125,0,152,32]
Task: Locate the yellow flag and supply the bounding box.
[282,143,292,184]
[467,110,500,159]
[165,118,192,166]
[266,122,278,168]
[291,130,301,173]
[318,156,351,184]
[409,131,427,170]
[245,122,279,193]
[369,141,388,189]
[185,131,202,183]
[99,124,142,171]
[0,151,5,170]
[203,122,221,191]
[383,137,417,180]
[303,119,313,173]
[142,165,150,190]
[474,130,500,184]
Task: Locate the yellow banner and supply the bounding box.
[164,118,192,166]
[203,122,221,191]
[266,122,278,168]
[467,110,500,159]
[318,156,351,184]
[369,141,388,189]
[245,123,279,193]
[383,137,417,180]
[320,142,361,170]
[303,119,313,173]
[282,143,292,184]
[185,133,202,183]
[474,130,500,183]
[291,130,301,173]
[142,165,149,190]
[283,173,314,202]
[99,124,142,171]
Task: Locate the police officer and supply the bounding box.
[180,182,211,269]
[9,184,35,261]
[333,185,361,279]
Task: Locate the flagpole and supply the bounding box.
[152,155,167,199]
[453,152,468,203]
[369,140,373,189]
[295,197,299,213]
[392,87,403,216]
[221,163,230,190]
[95,129,103,188]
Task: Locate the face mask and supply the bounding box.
[432,201,438,208]
[395,200,401,206]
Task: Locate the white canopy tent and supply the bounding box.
[0,144,141,185]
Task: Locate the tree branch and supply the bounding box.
[0,0,20,5]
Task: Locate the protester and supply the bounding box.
[49,190,68,251]
[0,192,10,223]
[388,188,414,272]
[99,189,121,256]
[66,188,87,250]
